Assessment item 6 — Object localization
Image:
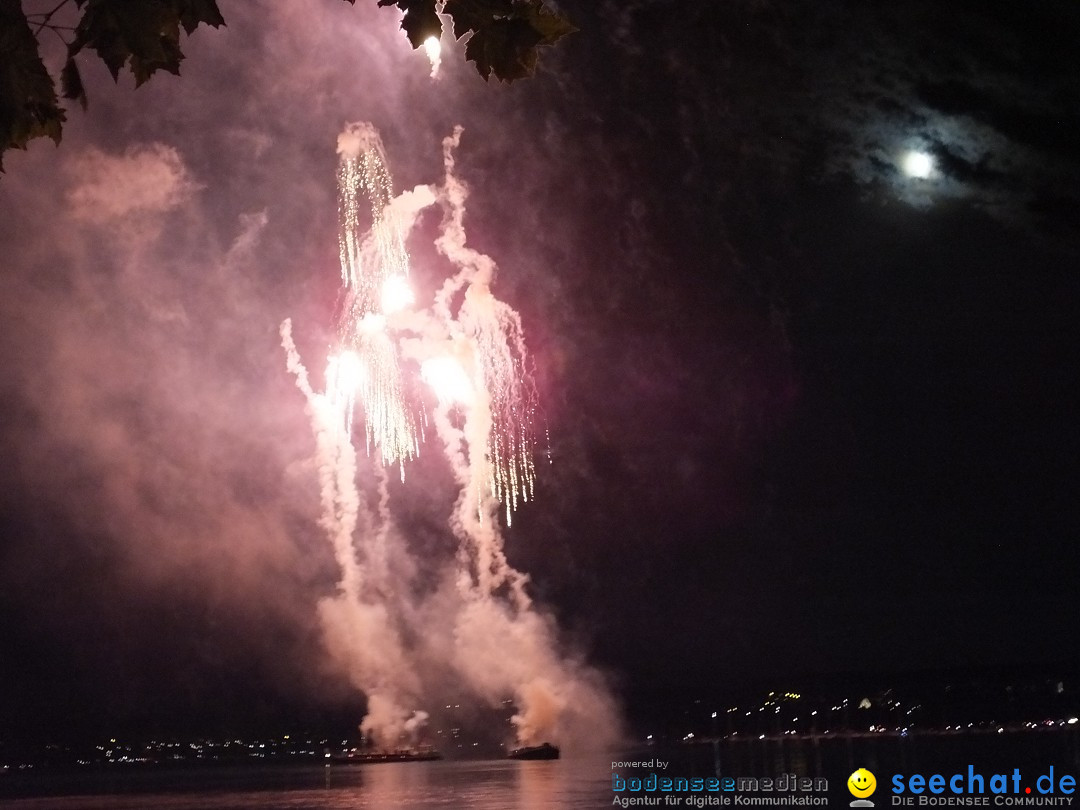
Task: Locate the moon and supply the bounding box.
[902,150,934,179]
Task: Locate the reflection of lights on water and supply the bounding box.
[902,150,934,178]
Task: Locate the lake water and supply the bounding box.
[3,732,1078,808]
[3,757,612,809]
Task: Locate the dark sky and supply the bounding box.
[1,0,1078,739]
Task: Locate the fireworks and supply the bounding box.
[337,123,410,299]
[459,283,537,525]
[297,122,539,514]
[281,125,621,752]
[421,353,474,406]
[331,124,421,478]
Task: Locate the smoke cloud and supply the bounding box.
[67,143,200,223]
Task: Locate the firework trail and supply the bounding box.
[281,319,419,744]
[422,130,612,746]
[432,127,537,529]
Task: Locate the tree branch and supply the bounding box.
[29,0,71,36]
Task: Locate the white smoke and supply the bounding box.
[336,122,383,161]
[67,143,200,223]
[281,319,419,747]
[403,709,430,741]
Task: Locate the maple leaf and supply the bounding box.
[69,0,224,86]
[443,0,576,81]
[377,0,442,50]
[0,0,65,171]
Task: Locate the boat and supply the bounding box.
[333,746,442,764]
[508,742,560,760]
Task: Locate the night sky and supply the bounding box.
[1,0,1079,739]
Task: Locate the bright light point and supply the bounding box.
[421,356,473,405]
[423,36,441,62]
[423,36,442,78]
[330,350,364,391]
[903,150,934,178]
[381,274,414,315]
[359,313,386,333]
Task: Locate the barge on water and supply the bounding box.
[508,742,560,760]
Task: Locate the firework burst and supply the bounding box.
[459,284,537,526]
[332,124,420,477]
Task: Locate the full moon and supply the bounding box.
[902,150,934,179]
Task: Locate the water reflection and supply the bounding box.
[5,732,1079,809]
[515,761,560,810]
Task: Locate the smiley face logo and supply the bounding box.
[848,768,877,798]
